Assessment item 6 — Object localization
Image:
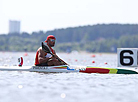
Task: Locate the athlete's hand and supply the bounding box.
[52,54,59,59]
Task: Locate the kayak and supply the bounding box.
[0,65,138,74]
[1,45,135,74]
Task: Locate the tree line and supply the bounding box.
[0,23,138,52]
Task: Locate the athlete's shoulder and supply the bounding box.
[37,47,43,52]
[38,47,42,50]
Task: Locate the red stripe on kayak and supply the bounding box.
[79,68,110,73]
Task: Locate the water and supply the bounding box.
[0,52,138,102]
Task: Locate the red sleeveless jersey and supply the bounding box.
[35,47,55,65]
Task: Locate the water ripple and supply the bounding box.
[0,52,138,102]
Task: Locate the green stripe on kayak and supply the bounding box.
[117,69,138,74]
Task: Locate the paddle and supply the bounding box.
[42,42,54,56]
[42,42,66,64]
[42,42,82,70]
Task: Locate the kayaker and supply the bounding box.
[35,35,67,66]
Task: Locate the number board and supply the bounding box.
[117,48,138,67]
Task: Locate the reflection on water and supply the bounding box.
[0,52,138,102]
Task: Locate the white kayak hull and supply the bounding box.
[0,65,138,74]
[0,65,79,73]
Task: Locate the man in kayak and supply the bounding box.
[35,35,68,66]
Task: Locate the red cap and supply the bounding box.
[45,35,56,42]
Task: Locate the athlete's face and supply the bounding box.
[47,39,55,47]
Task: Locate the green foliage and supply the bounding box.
[0,24,138,52]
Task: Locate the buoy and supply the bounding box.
[91,54,96,58]
[92,61,95,63]
[75,59,78,62]
[105,62,108,64]
[24,53,28,56]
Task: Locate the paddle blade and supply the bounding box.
[42,42,51,53]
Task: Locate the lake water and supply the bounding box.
[0,52,138,102]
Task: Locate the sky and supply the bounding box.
[0,0,138,34]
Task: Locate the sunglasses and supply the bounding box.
[49,39,55,42]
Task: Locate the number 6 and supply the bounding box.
[118,48,138,67]
[120,50,133,66]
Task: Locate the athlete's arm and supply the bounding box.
[38,48,50,64]
[53,52,68,65]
